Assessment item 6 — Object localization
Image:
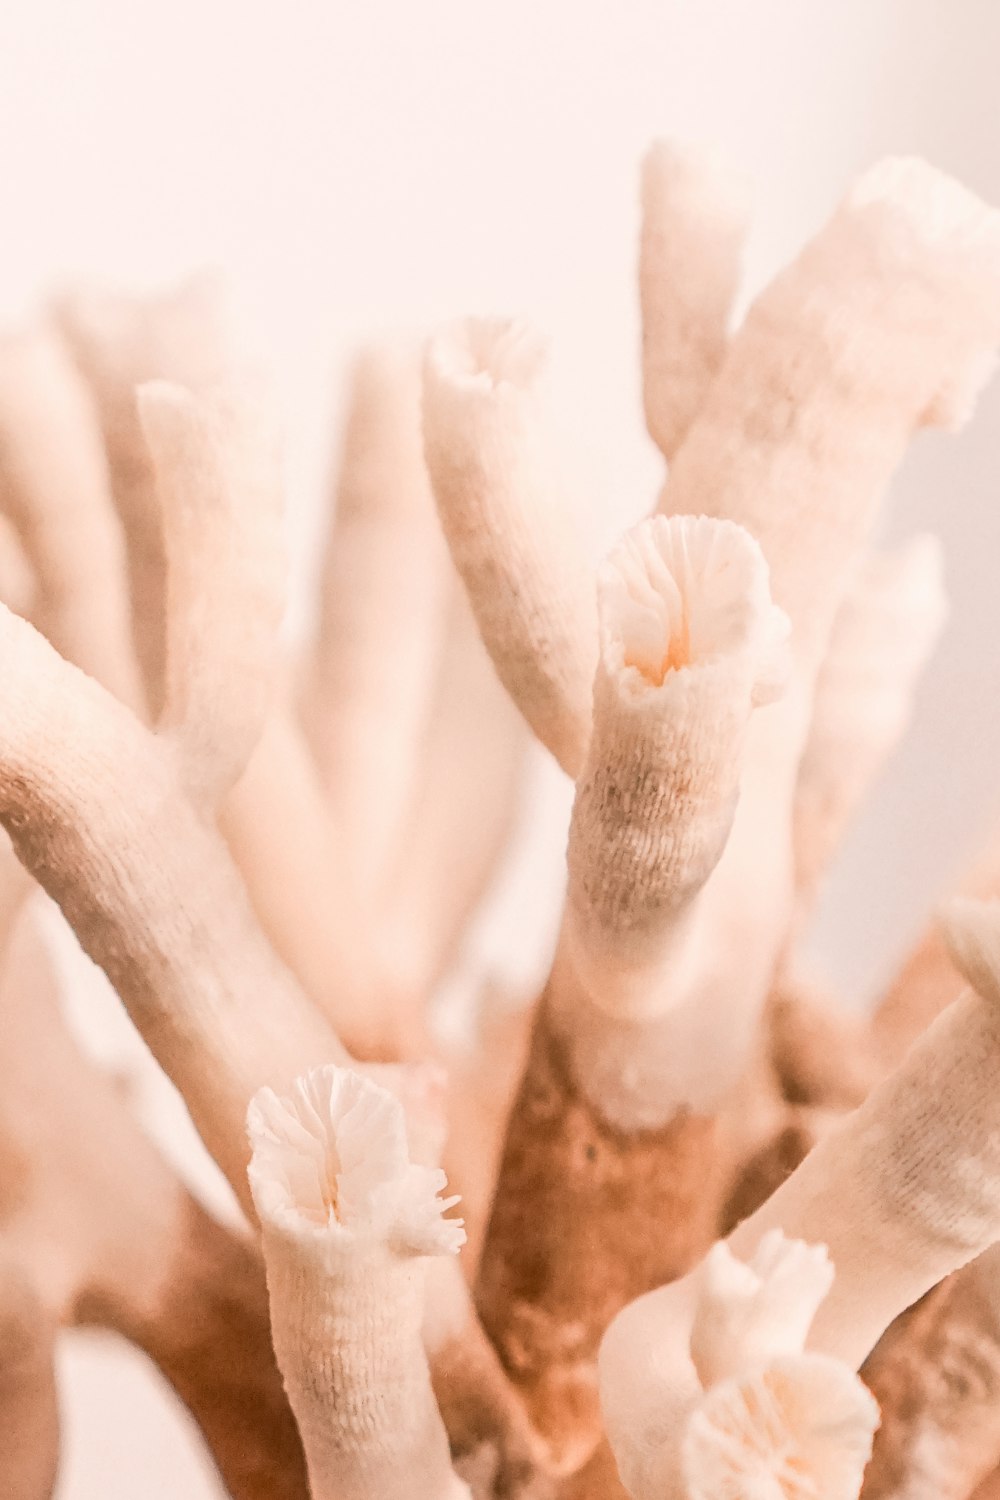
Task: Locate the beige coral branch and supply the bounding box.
[475,512,786,1468]
[423,318,597,776]
[0,603,344,1202]
[136,372,382,1047]
[247,1064,470,1500]
[221,708,380,1057]
[792,534,948,913]
[660,157,1000,678]
[639,139,751,462]
[565,513,788,1021]
[55,274,233,714]
[3,313,375,1065]
[140,377,286,806]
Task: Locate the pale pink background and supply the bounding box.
[2,3,999,1494]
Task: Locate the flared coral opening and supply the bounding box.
[247,1064,465,1255]
[598,513,789,702]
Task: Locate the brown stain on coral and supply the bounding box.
[475,994,722,1474]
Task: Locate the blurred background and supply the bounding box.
[2,2,999,1493]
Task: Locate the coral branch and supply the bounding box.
[220,709,379,1057]
[475,982,723,1473]
[140,378,285,806]
[566,513,788,1018]
[248,1065,469,1500]
[56,274,233,714]
[0,605,343,1201]
[423,319,597,776]
[474,514,786,1465]
[793,535,947,913]
[660,157,1000,677]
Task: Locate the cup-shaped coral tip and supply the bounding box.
[247,1064,465,1256]
[598,514,790,704]
[424,317,547,398]
[682,1352,880,1500]
[690,1232,835,1388]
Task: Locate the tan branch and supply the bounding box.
[56,274,233,714]
[423,319,597,776]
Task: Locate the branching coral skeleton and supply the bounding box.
[1,138,1000,1500]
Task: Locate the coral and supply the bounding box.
[0,139,1000,1500]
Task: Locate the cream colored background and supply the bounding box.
[2,2,999,1494]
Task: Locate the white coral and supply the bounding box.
[247,1064,465,1256]
[682,1352,879,1500]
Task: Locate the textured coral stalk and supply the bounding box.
[0,604,344,1201]
[661,157,1000,677]
[476,991,722,1474]
[136,347,378,1053]
[422,318,596,776]
[650,160,1000,1110]
[247,1065,469,1500]
[220,711,380,1058]
[475,514,787,1469]
[734,905,1000,1351]
[566,512,788,1021]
